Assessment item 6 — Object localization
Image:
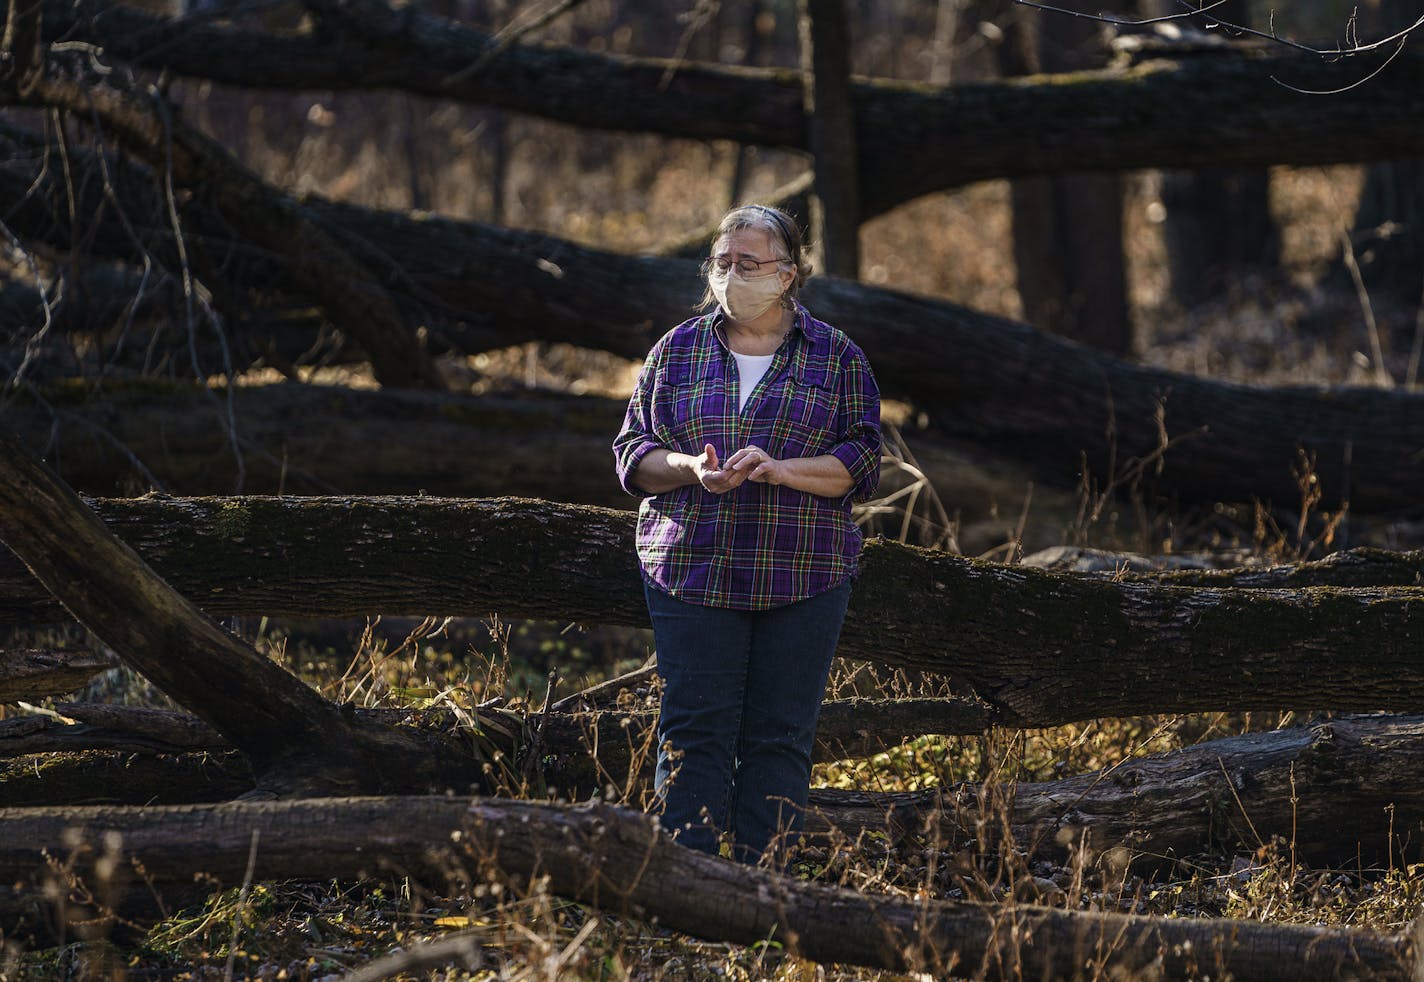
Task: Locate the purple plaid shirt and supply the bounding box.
[613,305,881,610]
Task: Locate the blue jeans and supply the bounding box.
[644,580,852,866]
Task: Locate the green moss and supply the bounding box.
[213,500,254,540]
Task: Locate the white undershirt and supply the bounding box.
[731,351,776,411]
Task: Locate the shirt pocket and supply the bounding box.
[651,370,731,454]
[769,374,840,459]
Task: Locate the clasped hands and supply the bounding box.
[694,443,782,494]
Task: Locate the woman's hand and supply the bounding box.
[725,445,784,485]
[695,444,750,494]
[728,446,855,497]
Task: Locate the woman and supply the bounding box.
[612,204,881,866]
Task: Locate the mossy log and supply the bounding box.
[0,436,485,797]
[1,796,1417,979]
[1,496,1421,728]
[6,125,1422,512]
[0,649,116,703]
[37,0,1424,210]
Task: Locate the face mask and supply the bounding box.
[710,268,787,322]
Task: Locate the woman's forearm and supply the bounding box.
[630,449,701,494]
[761,455,855,498]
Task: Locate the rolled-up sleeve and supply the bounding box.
[829,344,882,503]
[613,344,664,497]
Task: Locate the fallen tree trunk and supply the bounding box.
[0,796,1415,979]
[0,649,116,703]
[1,381,1066,532]
[38,0,1424,211]
[6,124,1421,512]
[804,713,1424,870]
[0,696,997,776]
[0,750,254,807]
[1,496,1421,727]
[8,714,1423,874]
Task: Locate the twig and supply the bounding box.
[153,98,248,489]
[444,0,592,86]
[222,829,261,982]
[551,657,657,713]
[336,931,484,982]
[1016,0,1423,92]
[1339,229,1393,386]
[520,669,559,786]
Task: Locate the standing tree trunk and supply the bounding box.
[997,0,1131,353]
[799,0,861,278]
[1162,166,1279,307]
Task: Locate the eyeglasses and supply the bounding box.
[701,255,787,277]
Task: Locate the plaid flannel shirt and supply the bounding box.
[613,305,881,610]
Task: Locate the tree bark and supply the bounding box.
[1,496,1421,728]
[0,795,1416,979]
[0,436,484,796]
[0,750,255,807]
[0,649,117,703]
[34,0,1424,209]
[7,124,1424,514]
[799,0,860,278]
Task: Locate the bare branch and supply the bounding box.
[1,0,43,90]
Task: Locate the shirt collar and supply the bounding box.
[707,302,813,351]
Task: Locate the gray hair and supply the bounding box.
[697,204,813,311]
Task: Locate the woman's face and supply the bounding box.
[710,227,795,290]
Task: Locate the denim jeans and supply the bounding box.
[644,579,852,866]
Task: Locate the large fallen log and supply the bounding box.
[6,123,1421,512]
[0,382,1064,534]
[804,713,1424,869]
[8,714,1422,874]
[1,496,1421,728]
[1,796,1415,979]
[38,0,1424,212]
